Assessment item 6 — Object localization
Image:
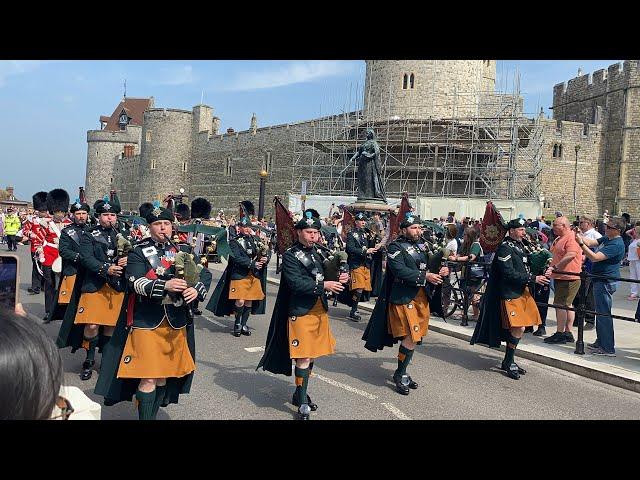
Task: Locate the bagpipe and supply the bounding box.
[313,241,349,282]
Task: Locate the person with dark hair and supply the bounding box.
[452,227,484,322]
[346,211,378,321]
[206,213,269,337]
[258,213,348,420]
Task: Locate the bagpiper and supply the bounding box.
[257,211,349,420]
[95,201,212,420]
[346,211,378,321]
[470,218,550,380]
[362,213,449,395]
[206,213,269,337]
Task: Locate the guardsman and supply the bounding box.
[22,192,49,296]
[363,213,449,395]
[346,211,378,321]
[470,218,550,380]
[72,196,128,381]
[46,195,87,324]
[258,211,349,420]
[95,202,212,420]
[174,203,191,244]
[206,214,268,337]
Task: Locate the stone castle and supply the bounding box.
[85,60,640,219]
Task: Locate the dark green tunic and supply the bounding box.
[48,223,86,322]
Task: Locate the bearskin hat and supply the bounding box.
[191,197,212,219]
[46,189,70,215]
[175,203,191,221]
[32,191,48,212]
[138,202,155,218]
[239,200,255,217]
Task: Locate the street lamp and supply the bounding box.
[573,145,580,216]
[258,170,268,220]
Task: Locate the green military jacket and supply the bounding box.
[494,237,536,300]
[282,242,328,316]
[59,223,89,277]
[386,236,434,305]
[346,227,370,269]
[78,225,123,293]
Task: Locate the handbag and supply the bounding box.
[469,242,485,278]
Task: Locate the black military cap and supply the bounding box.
[506,218,527,229]
[143,200,175,224]
[94,195,121,215]
[295,211,322,230]
[400,212,421,229]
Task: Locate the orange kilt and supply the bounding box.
[74,284,125,327]
[388,287,430,342]
[117,318,195,379]
[288,298,336,359]
[229,273,265,300]
[350,266,371,291]
[501,287,542,328]
[57,274,76,305]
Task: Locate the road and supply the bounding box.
[11,243,640,420]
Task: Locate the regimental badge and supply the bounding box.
[129,275,135,282]
[106,249,115,257]
[156,266,166,276]
[419,262,427,270]
[518,218,525,226]
[306,218,314,226]
[152,206,162,216]
[353,232,359,239]
[315,273,324,282]
[74,202,82,209]
[407,216,414,223]
[103,202,111,211]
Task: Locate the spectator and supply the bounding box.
[544,217,582,344]
[574,215,602,330]
[444,223,459,257]
[538,216,550,232]
[627,226,640,300]
[621,213,632,266]
[576,216,627,356]
[0,308,100,419]
[4,207,21,252]
[453,227,483,320]
[0,209,4,244]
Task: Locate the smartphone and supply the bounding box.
[0,254,19,310]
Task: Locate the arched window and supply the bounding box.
[552,144,563,158]
[409,73,415,89]
[182,162,187,172]
[402,74,408,90]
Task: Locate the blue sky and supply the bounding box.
[0,60,620,201]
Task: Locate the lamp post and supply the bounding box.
[258,170,268,220]
[573,145,580,216]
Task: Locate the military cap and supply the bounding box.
[295,210,322,230]
[506,217,527,229]
[70,197,91,213]
[142,200,174,224]
[94,195,121,215]
[400,212,421,229]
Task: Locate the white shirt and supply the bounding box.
[445,239,458,256]
[582,228,602,241]
[51,386,101,420]
[629,238,639,261]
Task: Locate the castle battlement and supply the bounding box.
[552,61,640,106]
[87,125,141,143]
[538,117,601,138]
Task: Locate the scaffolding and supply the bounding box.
[291,81,545,202]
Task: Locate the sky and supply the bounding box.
[0,59,621,201]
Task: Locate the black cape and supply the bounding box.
[256,280,293,376]
[94,308,196,406]
[47,274,69,322]
[362,264,444,353]
[469,257,507,348]
[205,257,267,317]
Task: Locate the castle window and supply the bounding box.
[151,158,157,169]
[225,156,232,176]
[552,143,563,158]
[263,151,273,173]
[402,74,408,90]
[409,73,415,89]
[582,124,589,137]
[146,131,151,143]
[182,162,187,172]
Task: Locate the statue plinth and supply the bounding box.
[348,200,396,214]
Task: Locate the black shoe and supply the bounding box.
[297,404,311,420]
[460,318,469,327]
[292,391,318,411]
[504,362,520,380]
[80,360,95,381]
[583,322,595,331]
[564,331,575,343]
[524,326,534,333]
[28,288,40,295]
[233,323,242,337]
[241,325,251,336]
[348,312,361,322]
[543,332,567,344]
[533,326,546,336]
[43,313,51,323]
[406,375,419,389]
[192,309,202,316]
[392,374,410,395]
[501,361,526,375]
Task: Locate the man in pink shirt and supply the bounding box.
[544,217,583,344]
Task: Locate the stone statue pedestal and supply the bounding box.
[348,200,396,214]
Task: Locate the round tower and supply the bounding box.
[363,60,496,120]
[138,109,193,204]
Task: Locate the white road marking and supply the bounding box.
[381,402,412,420]
[245,346,265,353]
[312,373,378,400]
[203,316,226,328]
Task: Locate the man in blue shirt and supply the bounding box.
[576,216,626,356]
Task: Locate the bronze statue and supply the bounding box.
[344,128,387,204]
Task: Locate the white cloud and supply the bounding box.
[156,65,196,86]
[225,61,357,91]
[0,60,45,87]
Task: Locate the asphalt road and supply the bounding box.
[10,243,640,420]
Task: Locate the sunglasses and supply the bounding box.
[605,224,620,231]
[51,396,74,420]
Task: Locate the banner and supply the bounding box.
[389,192,411,242]
[479,201,507,253]
[341,207,355,242]
[274,196,296,255]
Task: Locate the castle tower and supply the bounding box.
[363,60,496,120]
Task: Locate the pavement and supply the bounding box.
[9,243,640,419]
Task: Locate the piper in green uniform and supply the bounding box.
[47,198,91,324]
[258,211,349,420]
[470,218,551,380]
[95,202,212,420]
[363,213,449,395]
[206,215,268,337]
[346,212,378,321]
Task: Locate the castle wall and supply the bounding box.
[85,126,141,202]
[112,154,142,212]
